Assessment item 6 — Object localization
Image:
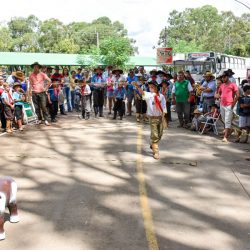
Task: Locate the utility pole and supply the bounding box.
[96,31,100,50]
[95,28,100,50]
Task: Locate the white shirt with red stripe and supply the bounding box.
[143,92,167,117]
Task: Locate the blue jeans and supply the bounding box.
[63,86,72,112]
[71,91,75,109]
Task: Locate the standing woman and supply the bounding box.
[62,67,72,112]
[134,80,167,160]
[106,72,114,115]
[70,70,77,110]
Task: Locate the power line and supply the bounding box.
[234,0,250,10]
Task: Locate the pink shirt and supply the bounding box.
[219,82,238,107]
[29,72,47,93]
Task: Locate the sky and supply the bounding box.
[0,0,249,56]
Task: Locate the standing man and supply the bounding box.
[217,70,239,142]
[172,71,193,128]
[29,62,51,125]
[91,67,106,117]
[51,66,63,82]
[111,69,126,89]
[200,72,216,113]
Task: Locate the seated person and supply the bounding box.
[198,104,220,132]
[190,109,202,131]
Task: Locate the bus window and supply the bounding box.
[231,58,235,68]
[224,56,229,68]
[235,58,239,69]
[216,57,221,73]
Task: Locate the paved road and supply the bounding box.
[1,112,250,250]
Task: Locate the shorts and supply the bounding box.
[220,105,233,129]
[14,105,23,120]
[239,116,250,128]
[126,94,134,103]
[4,105,14,120]
[107,91,114,98]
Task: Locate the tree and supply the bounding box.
[159,5,250,57]
[0,15,137,56]
[8,15,40,51]
[39,18,66,53]
[53,38,80,54]
[0,27,12,51]
[99,37,134,68]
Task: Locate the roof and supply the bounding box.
[0,52,158,66]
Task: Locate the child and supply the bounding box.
[58,82,66,115]
[134,80,167,160]
[74,82,81,112]
[12,82,25,131]
[190,109,201,131]
[235,85,250,143]
[1,83,14,133]
[47,80,59,123]
[113,82,126,120]
[79,79,91,119]
[134,77,148,123]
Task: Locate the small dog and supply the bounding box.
[0,176,19,240]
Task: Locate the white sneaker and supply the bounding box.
[44,120,51,126]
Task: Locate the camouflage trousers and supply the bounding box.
[150,117,163,144]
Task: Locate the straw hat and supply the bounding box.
[204,72,214,77]
[13,82,22,88]
[193,109,201,114]
[12,71,25,81]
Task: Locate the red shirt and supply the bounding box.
[51,73,63,82]
[29,72,47,93]
[219,82,238,106]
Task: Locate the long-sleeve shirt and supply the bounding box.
[91,74,106,90]
[81,84,91,96]
[114,87,126,100]
[143,92,167,116]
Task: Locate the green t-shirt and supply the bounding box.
[175,80,190,103]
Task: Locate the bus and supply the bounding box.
[173,52,247,84]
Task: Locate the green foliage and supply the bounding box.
[0,15,136,57]
[159,5,250,57]
[0,27,12,51]
[99,37,134,68]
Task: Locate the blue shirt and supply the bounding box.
[48,86,59,101]
[91,74,106,89]
[202,80,216,97]
[75,73,83,80]
[126,76,138,96]
[127,75,138,84]
[21,83,27,92]
[239,95,250,116]
[13,92,23,106]
[114,87,126,100]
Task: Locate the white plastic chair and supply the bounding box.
[199,114,221,135]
